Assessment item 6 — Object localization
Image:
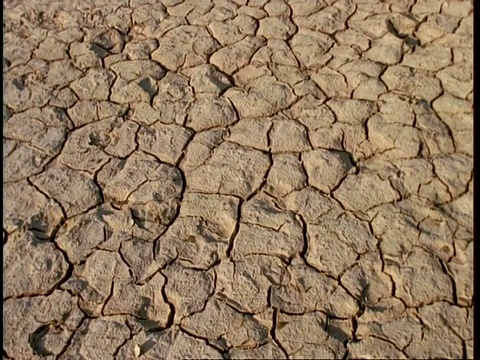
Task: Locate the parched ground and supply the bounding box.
[3,0,473,359]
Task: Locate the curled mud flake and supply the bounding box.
[163,262,215,321]
[187,96,238,131]
[448,240,473,306]
[433,153,472,198]
[186,142,270,198]
[283,187,342,223]
[184,64,232,95]
[151,25,220,72]
[103,273,171,326]
[210,36,265,75]
[86,27,125,54]
[333,173,399,212]
[4,107,71,157]
[364,33,405,65]
[265,154,306,198]
[55,206,131,264]
[341,251,392,305]
[294,0,354,35]
[4,76,53,112]
[110,59,166,82]
[31,164,102,217]
[4,142,50,182]
[58,316,131,360]
[383,247,453,307]
[97,152,183,240]
[69,41,109,70]
[116,326,223,359]
[290,29,333,69]
[4,231,69,298]
[45,60,82,88]
[230,341,287,359]
[258,17,296,40]
[64,250,131,317]
[356,297,422,350]
[276,312,347,359]
[70,69,115,101]
[335,28,371,52]
[348,337,407,359]
[402,45,452,72]
[270,116,311,153]
[156,192,239,270]
[181,297,269,349]
[307,212,377,278]
[271,258,359,317]
[216,255,287,314]
[5,180,64,238]
[137,122,193,164]
[110,77,158,104]
[59,120,121,173]
[226,76,296,118]
[227,117,272,151]
[381,65,442,102]
[405,302,469,359]
[4,291,83,358]
[302,149,354,193]
[123,39,159,60]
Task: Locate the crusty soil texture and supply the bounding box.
[3,0,473,358]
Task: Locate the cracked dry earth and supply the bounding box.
[3,0,474,359]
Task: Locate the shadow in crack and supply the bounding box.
[27,212,50,239]
[29,325,54,356]
[138,78,157,98]
[359,277,370,309]
[96,207,115,218]
[332,150,356,172]
[138,296,152,319]
[140,338,157,355]
[326,322,350,343]
[88,43,110,58]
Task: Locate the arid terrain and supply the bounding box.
[3,0,473,358]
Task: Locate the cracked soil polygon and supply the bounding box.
[3,0,473,358]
